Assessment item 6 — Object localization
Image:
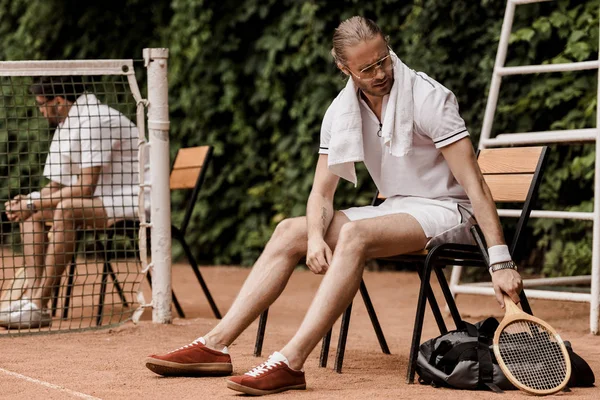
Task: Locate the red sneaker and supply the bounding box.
[145,337,232,376]
[226,352,306,395]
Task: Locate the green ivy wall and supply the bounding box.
[0,0,597,275]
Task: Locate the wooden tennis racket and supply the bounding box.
[493,295,571,395]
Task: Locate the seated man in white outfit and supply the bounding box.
[2,76,141,329]
[145,16,522,396]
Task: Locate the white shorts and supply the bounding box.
[100,195,139,220]
[341,196,470,239]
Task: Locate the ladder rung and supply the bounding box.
[497,60,600,76]
[482,129,597,146]
[510,0,553,5]
[497,209,594,221]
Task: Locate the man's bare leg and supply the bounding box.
[203,212,350,350]
[30,198,109,309]
[20,210,54,298]
[279,213,428,369]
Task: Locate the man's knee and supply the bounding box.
[52,200,78,225]
[273,218,305,240]
[337,222,367,254]
[271,217,306,255]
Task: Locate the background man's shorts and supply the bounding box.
[341,196,471,239]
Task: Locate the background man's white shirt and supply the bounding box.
[43,93,140,219]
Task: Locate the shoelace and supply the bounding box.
[169,338,203,353]
[245,359,281,377]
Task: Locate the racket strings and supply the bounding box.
[498,321,567,391]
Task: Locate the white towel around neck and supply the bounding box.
[327,52,415,185]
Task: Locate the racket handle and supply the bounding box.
[503,295,521,313]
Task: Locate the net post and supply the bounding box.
[144,48,173,324]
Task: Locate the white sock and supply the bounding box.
[197,336,229,354]
[270,351,302,371]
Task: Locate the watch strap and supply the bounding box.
[490,260,518,273]
[26,198,36,211]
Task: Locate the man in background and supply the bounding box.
[1,76,141,329]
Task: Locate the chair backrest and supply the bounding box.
[169,145,214,235]
[170,146,212,190]
[372,146,549,256]
[478,146,546,203]
[477,146,549,256]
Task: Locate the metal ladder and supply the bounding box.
[449,0,600,333]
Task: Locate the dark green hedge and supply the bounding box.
[0,0,596,274]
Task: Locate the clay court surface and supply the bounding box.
[1,264,599,399]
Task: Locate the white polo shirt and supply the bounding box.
[43,94,141,219]
[319,71,470,203]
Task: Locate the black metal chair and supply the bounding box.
[55,145,222,325]
[305,146,549,376]
[404,145,549,383]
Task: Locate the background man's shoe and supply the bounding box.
[145,337,233,376]
[227,352,306,396]
[0,302,51,329]
[0,299,32,323]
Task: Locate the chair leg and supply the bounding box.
[146,272,185,318]
[359,279,390,354]
[319,328,333,368]
[434,265,465,330]
[51,284,60,318]
[96,262,109,326]
[334,302,353,374]
[416,265,448,335]
[60,231,82,319]
[100,236,128,308]
[328,279,391,373]
[62,261,77,319]
[254,309,269,357]
[177,234,222,319]
[106,262,128,308]
[406,254,437,384]
[519,290,533,315]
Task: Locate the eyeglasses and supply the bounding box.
[345,53,395,81]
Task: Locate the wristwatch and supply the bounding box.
[26,198,37,211]
[490,260,518,273]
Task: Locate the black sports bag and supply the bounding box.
[416,317,594,392]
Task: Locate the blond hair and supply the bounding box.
[331,16,386,65]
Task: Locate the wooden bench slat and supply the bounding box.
[170,167,201,190]
[483,173,534,202]
[172,146,209,170]
[478,147,543,174]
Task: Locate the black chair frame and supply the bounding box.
[404,146,549,383]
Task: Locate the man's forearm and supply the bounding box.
[38,181,62,198]
[306,192,334,241]
[468,183,506,248]
[34,183,94,210]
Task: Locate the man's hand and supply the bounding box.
[491,268,522,308]
[4,195,32,222]
[306,237,333,275]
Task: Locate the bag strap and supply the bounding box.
[429,322,480,365]
[475,317,500,340]
[437,342,478,366]
[477,335,503,393]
